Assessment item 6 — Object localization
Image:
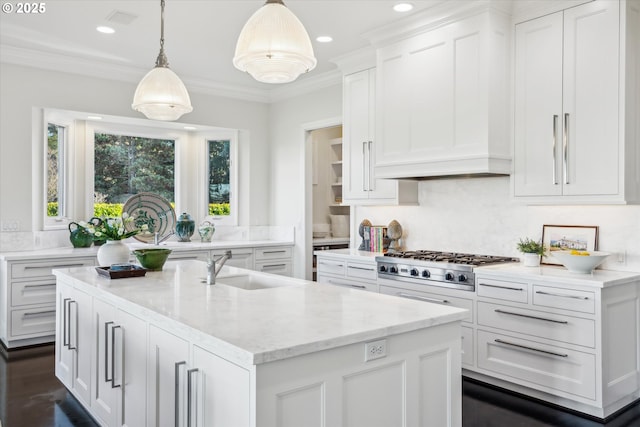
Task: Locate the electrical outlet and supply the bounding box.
[365,339,387,362]
[617,251,626,264]
[1,220,19,231]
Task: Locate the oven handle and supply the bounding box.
[397,292,449,304]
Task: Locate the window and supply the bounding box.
[94,132,175,216]
[207,140,231,217]
[38,109,239,231]
[46,123,67,222]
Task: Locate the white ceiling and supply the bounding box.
[0,0,450,101]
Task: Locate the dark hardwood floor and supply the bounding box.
[1,343,639,427]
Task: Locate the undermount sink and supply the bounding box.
[216,274,299,291]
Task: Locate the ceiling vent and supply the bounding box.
[106,10,138,25]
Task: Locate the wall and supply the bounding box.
[0,63,271,251]
[355,177,640,272]
[268,84,343,278]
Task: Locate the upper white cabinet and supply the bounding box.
[513,0,640,204]
[342,68,418,205]
[373,7,511,179]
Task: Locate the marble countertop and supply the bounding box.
[0,239,293,261]
[313,248,381,262]
[54,260,467,366]
[475,263,640,288]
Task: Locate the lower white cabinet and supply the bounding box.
[55,280,92,407]
[254,246,293,276]
[93,299,147,427]
[470,271,640,418]
[316,254,378,292]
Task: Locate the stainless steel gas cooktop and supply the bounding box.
[376,250,519,292]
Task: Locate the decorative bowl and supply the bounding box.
[131,248,172,271]
[551,250,610,273]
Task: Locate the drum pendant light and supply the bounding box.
[132,0,192,121]
[233,0,317,84]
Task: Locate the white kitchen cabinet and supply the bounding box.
[374,7,511,179]
[470,269,640,418]
[213,248,254,270]
[513,0,640,203]
[147,325,190,427]
[92,298,147,427]
[254,246,293,276]
[192,345,251,427]
[342,68,418,205]
[55,280,92,407]
[316,253,378,292]
[1,256,94,348]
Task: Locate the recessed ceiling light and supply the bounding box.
[96,26,115,34]
[393,3,414,12]
[316,36,333,43]
[87,116,103,120]
[183,126,197,130]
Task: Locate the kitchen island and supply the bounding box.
[54,260,467,427]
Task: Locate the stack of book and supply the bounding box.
[362,225,390,252]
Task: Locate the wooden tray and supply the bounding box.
[95,265,147,279]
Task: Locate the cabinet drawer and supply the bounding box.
[255,247,292,261]
[477,302,595,348]
[532,285,595,314]
[380,285,473,324]
[255,260,292,276]
[461,326,474,367]
[477,330,596,400]
[11,280,56,307]
[10,306,56,337]
[346,261,377,281]
[168,250,209,261]
[11,258,95,280]
[319,276,377,292]
[477,278,528,304]
[316,259,346,276]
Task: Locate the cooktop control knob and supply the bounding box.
[410,268,419,276]
[458,274,468,282]
[445,272,455,281]
[422,270,431,278]
[379,265,387,273]
[390,266,398,274]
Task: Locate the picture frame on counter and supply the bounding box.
[541,224,599,265]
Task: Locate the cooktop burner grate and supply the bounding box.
[383,250,518,266]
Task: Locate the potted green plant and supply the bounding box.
[517,238,545,267]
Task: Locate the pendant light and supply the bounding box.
[233,0,317,84]
[132,0,192,121]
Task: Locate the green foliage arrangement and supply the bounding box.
[517,238,545,256]
[83,214,148,241]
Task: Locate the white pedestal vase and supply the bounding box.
[97,240,130,266]
[522,253,541,267]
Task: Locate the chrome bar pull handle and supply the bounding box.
[104,321,114,384]
[563,113,569,184]
[368,141,374,191]
[494,308,568,324]
[111,325,122,388]
[495,339,568,358]
[174,361,186,427]
[63,298,71,348]
[187,368,199,427]
[68,300,77,350]
[362,141,368,191]
[397,292,450,304]
[535,290,589,300]
[552,115,558,185]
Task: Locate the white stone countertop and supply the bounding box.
[0,239,293,261]
[54,260,467,366]
[475,263,640,288]
[313,248,381,262]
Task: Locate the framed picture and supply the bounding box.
[541,225,599,265]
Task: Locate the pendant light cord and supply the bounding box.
[155,0,169,68]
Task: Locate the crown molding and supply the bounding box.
[330,46,376,75]
[1,44,341,104]
[364,0,513,47]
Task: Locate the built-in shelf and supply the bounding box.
[329,138,347,208]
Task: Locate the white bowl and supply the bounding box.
[551,250,610,273]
